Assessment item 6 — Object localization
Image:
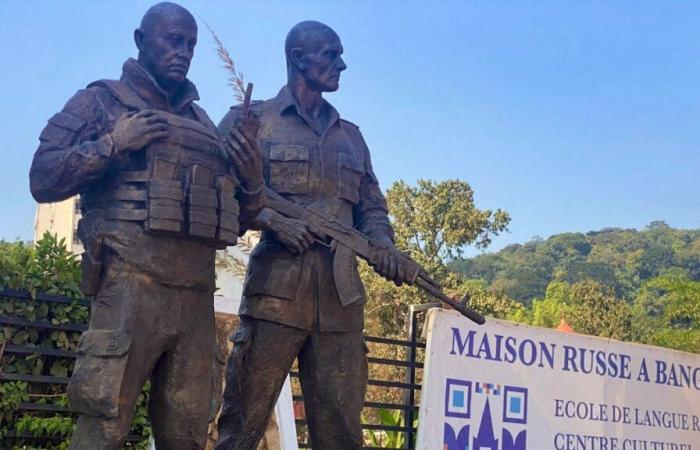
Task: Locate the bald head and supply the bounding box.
[140,2,197,36]
[134,2,198,92]
[285,21,346,92]
[285,21,339,62]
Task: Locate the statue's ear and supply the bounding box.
[134,28,145,53]
[289,48,306,72]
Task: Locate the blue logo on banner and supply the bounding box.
[443,423,470,450]
[443,378,528,450]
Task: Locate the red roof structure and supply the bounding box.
[555,318,574,333]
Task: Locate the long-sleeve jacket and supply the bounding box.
[218,86,394,331]
[30,59,264,291]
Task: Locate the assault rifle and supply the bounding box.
[264,188,486,325]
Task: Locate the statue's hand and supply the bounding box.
[269,215,323,254]
[225,119,263,193]
[371,245,415,287]
[111,110,169,153]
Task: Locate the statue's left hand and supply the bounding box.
[225,121,263,192]
[372,245,414,287]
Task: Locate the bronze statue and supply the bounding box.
[28,3,264,449]
[215,21,412,450]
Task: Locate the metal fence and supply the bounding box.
[292,304,437,450]
[0,289,145,446]
[1,289,435,449]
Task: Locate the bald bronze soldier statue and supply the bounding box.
[216,21,407,450]
[29,3,264,448]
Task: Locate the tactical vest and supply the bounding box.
[85,79,239,249]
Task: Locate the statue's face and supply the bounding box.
[302,35,346,92]
[139,13,197,90]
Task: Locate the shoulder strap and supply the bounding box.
[87,79,147,111]
[191,103,218,133]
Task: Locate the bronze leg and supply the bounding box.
[150,287,216,449]
[298,329,368,450]
[216,317,307,450]
[69,256,169,449]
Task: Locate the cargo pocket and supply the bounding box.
[242,242,302,300]
[267,144,310,194]
[67,330,132,418]
[338,152,363,204]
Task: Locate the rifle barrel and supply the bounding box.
[414,277,486,325]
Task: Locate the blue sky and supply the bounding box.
[1,1,698,255]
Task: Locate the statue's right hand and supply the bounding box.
[269,216,323,254]
[110,110,169,153]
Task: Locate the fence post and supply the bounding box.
[403,303,440,449]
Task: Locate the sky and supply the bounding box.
[1,1,699,256]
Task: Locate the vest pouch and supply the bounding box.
[146,157,183,234]
[217,174,240,246]
[187,164,218,240]
[67,330,132,418]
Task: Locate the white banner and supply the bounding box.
[416,308,700,450]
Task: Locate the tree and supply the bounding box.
[565,279,632,341]
[632,269,700,353]
[362,179,513,336]
[388,179,510,271]
[529,281,570,328]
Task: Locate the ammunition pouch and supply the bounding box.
[146,158,184,234]
[67,330,132,418]
[217,175,240,244]
[187,165,218,239]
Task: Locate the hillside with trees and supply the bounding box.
[447,222,700,353]
[449,222,700,304]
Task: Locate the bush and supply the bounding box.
[0,233,151,448]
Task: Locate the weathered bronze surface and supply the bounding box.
[216,21,408,450]
[29,3,264,449]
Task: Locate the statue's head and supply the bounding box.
[134,2,197,91]
[285,21,346,92]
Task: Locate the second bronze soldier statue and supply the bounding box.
[216,21,411,450]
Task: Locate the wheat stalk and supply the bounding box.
[199,17,246,102]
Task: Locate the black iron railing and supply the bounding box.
[0,289,145,447]
[292,304,438,449]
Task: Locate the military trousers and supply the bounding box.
[67,251,216,450]
[215,316,368,450]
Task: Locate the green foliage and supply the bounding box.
[388,179,510,267]
[451,222,700,305]
[565,279,632,341]
[364,408,416,448]
[364,179,514,336]
[510,278,632,340]
[0,232,82,298]
[0,234,151,448]
[632,270,700,352]
[16,415,74,442]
